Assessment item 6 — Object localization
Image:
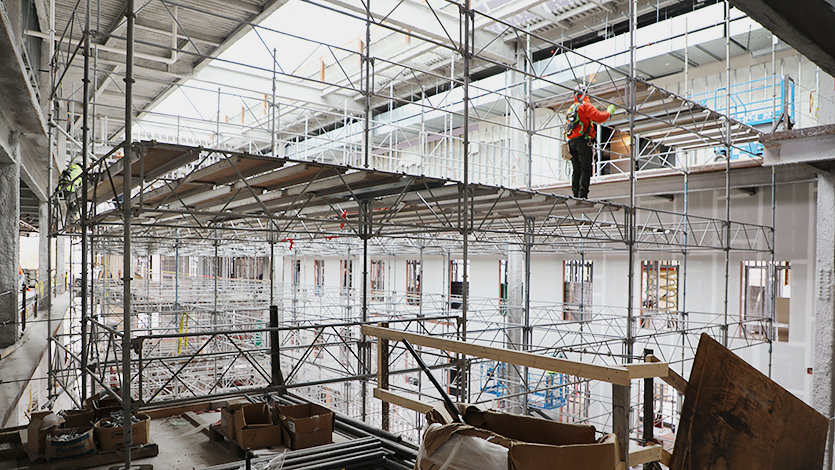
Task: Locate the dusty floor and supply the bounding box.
[88,411,244,470]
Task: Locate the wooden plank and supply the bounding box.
[660,449,672,466]
[210,424,246,458]
[670,333,828,470]
[182,411,216,439]
[362,325,631,384]
[373,388,436,414]
[646,354,688,394]
[629,444,663,466]
[624,362,670,380]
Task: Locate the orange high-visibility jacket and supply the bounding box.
[566,94,611,140]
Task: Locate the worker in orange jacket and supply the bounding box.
[566,86,615,199]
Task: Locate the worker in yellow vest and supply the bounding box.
[56,163,82,197]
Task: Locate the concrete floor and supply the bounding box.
[90,411,243,470]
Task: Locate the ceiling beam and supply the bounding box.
[197,65,364,114]
[318,0,514,65]
[731,0,835,78]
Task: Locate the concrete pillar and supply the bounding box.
[0,161,20,348]
[56,237,66,295]
[504,248,524,414]
[55,134,67,295]
[813,170,835,468]
[509,43,527,188]
[38,201,48,310]
[820,73,835,126]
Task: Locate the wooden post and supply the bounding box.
[377,322,389,431]
[643,348,654,445]
[613,383,630,468]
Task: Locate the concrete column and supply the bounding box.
[509,43,527,187]
[38,201,48,310]
[504,248,524,414]
[55,237,66,295]
[813,170,835,468]
[820,74,835,126]
[0,161,20,348]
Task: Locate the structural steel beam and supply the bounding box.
[319,0,514,65]
[197,65,364,115]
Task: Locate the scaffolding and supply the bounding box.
[41,0,789,466]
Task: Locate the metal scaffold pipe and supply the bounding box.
[122,0,135,464]
[460,0,471,404]
[80,0,91,404]
[46,0,55,401]
[723,0,731,347]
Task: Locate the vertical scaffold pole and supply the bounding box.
[122,0,136,463]
[618,0,638,464]
[361,199,370,421]
[523,217,533,413]
[46,0,55,400]
[80,0,91,403]
[769,168,776,377]
[526,27,533,190]
[363,0,371,169]
[460,0,472,403]
[722,0,731,347]
[271,48,277,158]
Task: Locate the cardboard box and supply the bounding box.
[275,403,334,450]
[27,411,64,455]
[418,404,623,470]
[94,413,150,450]
[83,389,132,420]
[92,398,124,421]
[59,409,95,429]
[83,388,119,411]
[220,403,282,449]
[45,427,96,461]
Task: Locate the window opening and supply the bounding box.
[640,260,679,329]
[293,260,301,286]
[499,259,508,300]
[340,259,352,296]
[450,259,469,309]
[314,259,324,295]
[371,260,385,302]
[741,261,790,341]
[406,260,420,305]
[564,260,593,322]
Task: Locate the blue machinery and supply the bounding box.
[691,75,796,160]
[478,361,568,410]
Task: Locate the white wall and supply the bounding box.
[529,255,564,304]
[470,257,500,299]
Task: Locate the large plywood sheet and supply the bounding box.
[670,333,827,470]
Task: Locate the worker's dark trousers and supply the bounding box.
[569,137,593,198]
